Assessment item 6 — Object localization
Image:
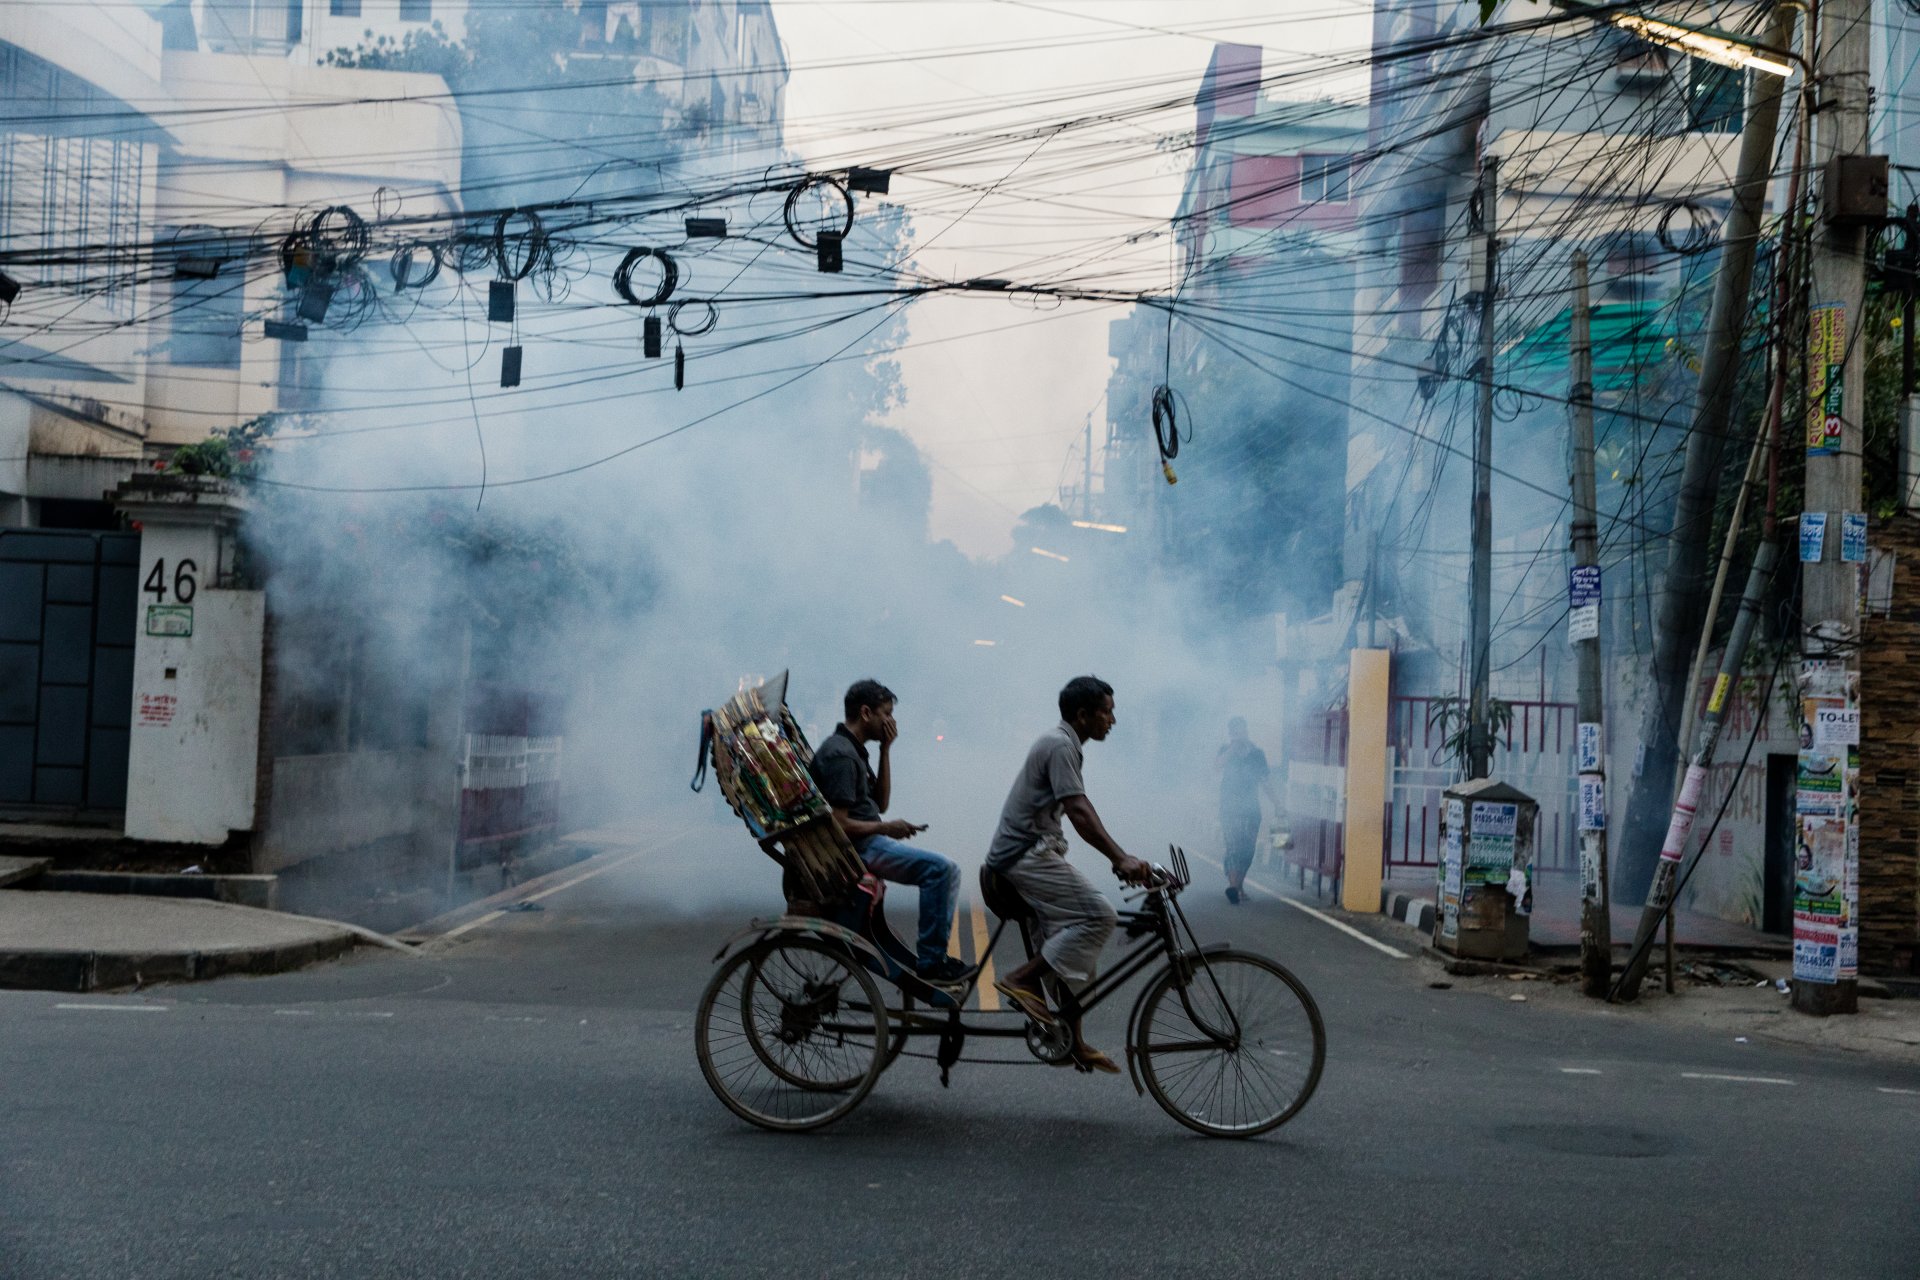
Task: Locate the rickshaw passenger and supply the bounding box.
[810,679,969,984]
[988,675,1153,1074]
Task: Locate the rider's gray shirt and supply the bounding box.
[986,721,1087,870]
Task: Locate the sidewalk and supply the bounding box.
[1383,870,1787,954]
[1428,955,1920,1065]
[0,890,362,993]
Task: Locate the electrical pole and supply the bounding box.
[1615,3,1800,905]
[1084,418,1095,520]
[1569,252,1610,998]
[1794,0,1872,1018]
[1467,158,1498,780]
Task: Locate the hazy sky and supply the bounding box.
[778,0,1372,555]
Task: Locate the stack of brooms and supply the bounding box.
[695,672,863,909]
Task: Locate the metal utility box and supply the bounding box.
[1434,777,1537,961]
[1822,155,1890,227]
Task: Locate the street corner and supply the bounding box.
[0,891,361,994]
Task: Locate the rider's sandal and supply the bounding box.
[1071,1046,1122,1075]
[993,980,1058,1028]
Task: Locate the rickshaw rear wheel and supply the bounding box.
[696,935,888,1132]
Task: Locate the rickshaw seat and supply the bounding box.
[978,865,1036,924]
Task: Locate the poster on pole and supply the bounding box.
[1799,511,1828,563]
[1794,915,1841,984]
[1577,721,1602,772]
[1805,303,1846,456]
[1578,774,1606,830]
[1567,566,1600,642]
[1841,512,1868,564]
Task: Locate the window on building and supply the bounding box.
[203,0,301,49]
[330,0,361,16]
[0,46,145,316]
[168,269,244,369]
[1687,59,1745,133]
[399,0,430,19]
[276,330,324,411]
[1299,153,1352,204]
[647,3,691,62]
[577,1,607,46]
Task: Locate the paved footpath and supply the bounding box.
[1,817,1915,1279]
[0,891,358,992]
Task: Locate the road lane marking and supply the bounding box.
[968,896,1000,1011]
[1187,852,1410,959]
[1560,1067,1602,1075]
[53,1003,167,1013]
[439,829,698,940]
[1681,1072,1793,1085]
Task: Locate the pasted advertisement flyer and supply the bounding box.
[1578,775,1605,831]
[1439,798,1464,939]
[1467,801,1518,878]
[1805,302,1845,456]
[1793,912,1841,984]
[1794,816,1847,919]
[1576,721,1602,772]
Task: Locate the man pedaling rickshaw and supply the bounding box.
[986,675,1153,1075]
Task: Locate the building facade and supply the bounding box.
[1105,44,1366,641]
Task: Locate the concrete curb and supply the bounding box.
[0,932,359,994]
[1381,887,1436,935]
[33,870,277,910]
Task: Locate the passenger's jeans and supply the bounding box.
[860,835,961,969]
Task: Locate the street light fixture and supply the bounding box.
[1554,2,1799,78]
[1609,12,1795,76]
[1071,520,1128,533]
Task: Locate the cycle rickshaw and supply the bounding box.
[691,677,1325,1139]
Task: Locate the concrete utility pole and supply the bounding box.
[1467,158,1498,780]
[1084,418,1095,520]
[1795,0,1873,1018]
[1569,253,1610,998]
[1615,4,1799,905]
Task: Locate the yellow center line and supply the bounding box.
[969,895,999,1010]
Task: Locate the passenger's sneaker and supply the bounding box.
[917,956,971,984]
[1225,885,1242,905]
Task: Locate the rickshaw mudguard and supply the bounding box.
[1123,942,1234,1095]
[708,914,889,971]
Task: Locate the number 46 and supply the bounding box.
[144,558,198,604]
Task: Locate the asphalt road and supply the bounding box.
[3,820,1916,1279]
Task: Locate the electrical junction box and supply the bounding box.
[1435,776,1537,961]
[1823,155,1890,227]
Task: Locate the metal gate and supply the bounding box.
[1386,696,1578,874]
[0,529,138,812]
